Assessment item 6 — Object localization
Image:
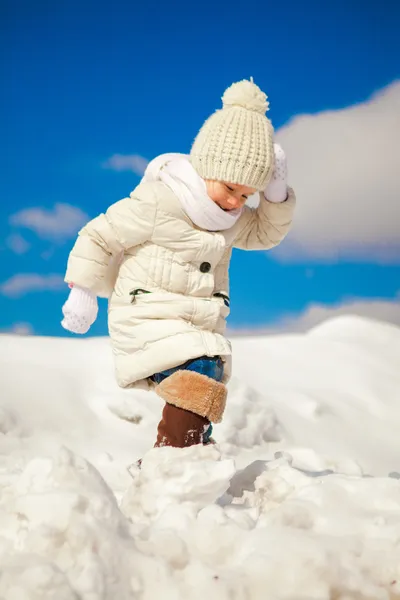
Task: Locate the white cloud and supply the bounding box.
[10,322,34,335]
[6,233,31,255]
[268,81,400,263]
[278,297,400,332]
[0,274,65,298]
[228,295,400,336]
[9,203,89,241]
[103,154,149,176]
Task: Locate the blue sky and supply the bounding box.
[1,0,399,336]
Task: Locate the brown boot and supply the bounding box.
[155,370,227,423]
[154,403,210,448]
[153,369,227,449]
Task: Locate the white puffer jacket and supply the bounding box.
[64,180,296,388]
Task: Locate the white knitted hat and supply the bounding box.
[189,78,275,190]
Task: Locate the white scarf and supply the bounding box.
[141,153,243,231]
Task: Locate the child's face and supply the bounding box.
[205,180,257,211]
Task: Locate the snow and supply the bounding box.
[1,315,400,599]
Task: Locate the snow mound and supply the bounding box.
[122,445,235,522]
[216,377,282,453]
[230,315,400,476]
[0,447,165,599]
[1,316,400,598]
[308,313,400,345]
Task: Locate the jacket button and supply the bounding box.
[200,261,211,273]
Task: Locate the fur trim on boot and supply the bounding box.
[154,402,210,448]
[155,370,227,423]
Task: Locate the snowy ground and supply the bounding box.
[1,315,400,599]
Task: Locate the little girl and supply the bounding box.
[62,78,296,449]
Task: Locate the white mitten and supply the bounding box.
[264,143,288,203]
[61,285,98,334]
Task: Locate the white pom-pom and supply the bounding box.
[222,77,269,114]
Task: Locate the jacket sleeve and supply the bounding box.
[64,183,157,295]
[231,187,296,250]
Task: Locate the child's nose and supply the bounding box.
[227,195,240,208]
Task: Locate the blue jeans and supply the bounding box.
[151,355,224,443]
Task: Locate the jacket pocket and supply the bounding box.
[129,288,151,303]
[213,292,230,308]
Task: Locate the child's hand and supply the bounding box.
[61,285,98,334]
[264,143,288,203]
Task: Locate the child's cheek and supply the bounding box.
[218,190,228,202]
